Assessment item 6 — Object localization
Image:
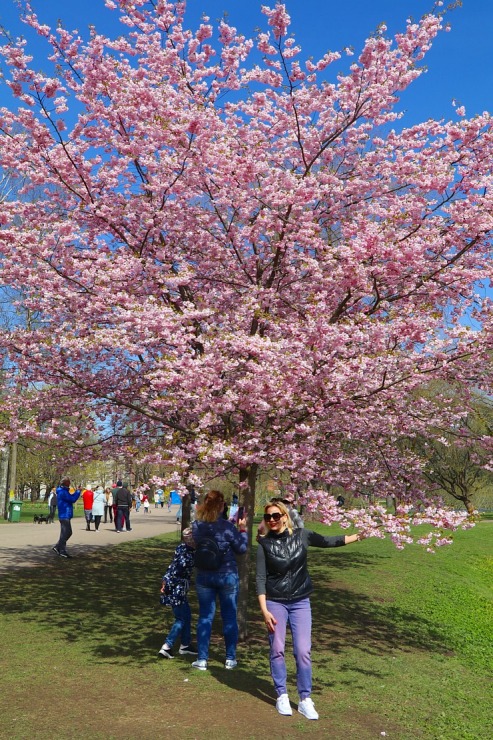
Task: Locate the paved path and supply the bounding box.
[0,505,182,573]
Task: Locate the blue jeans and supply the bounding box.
[195,571,239,661]
[267,597,312,700]
[165,600,191,648]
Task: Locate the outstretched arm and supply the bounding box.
[344,533,364,544]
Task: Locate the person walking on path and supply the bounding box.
[92,485,105,531]
[104,487,113,523]
[256,500,364,721]
[47,487,57,523]
[158,527,198,660]
[114,480,132,532]
[191,490,248,671]
[52,477,81,558]
[82,488,94,531]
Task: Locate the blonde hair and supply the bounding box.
[264,501,293,535]
[196,489,224,523]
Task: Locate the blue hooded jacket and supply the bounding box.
[56,485,81,519]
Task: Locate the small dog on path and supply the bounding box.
[34,514,50,524]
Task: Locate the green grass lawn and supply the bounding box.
[0,522,491,739]
[2,500,85,522]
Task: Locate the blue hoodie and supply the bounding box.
[56,485,81,519]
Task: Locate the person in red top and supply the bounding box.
[82,488,94,531]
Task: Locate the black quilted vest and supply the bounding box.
[260,529,312,602]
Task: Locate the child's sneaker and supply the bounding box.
[158,645,174,659]
[298,697,319,720]
[276,694,292,716]
[179,644,198,655]
[191,659,208,670]
[224,659,237,670]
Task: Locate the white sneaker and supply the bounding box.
[158,645,173,659]
[224,659,237,670]
[191,659,208,670]
[179,644,198,655]
[276,694,292,716]
[298,697,319,720]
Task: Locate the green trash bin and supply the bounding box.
[8,499,23,522]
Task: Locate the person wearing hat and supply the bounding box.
[157,528,198,660]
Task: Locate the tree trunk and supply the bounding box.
[181,493,191,530]
[237,462,258,641]
[32,482,40,503]
[0,446,9,520]
[8,441,17,500]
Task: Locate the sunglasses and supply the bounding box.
[263,512,283,522]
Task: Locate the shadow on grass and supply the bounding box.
[0,537,453,691]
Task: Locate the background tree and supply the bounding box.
[408,389,493,514]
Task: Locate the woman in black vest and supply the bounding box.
[256,501,362,721]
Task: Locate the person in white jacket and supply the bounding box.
[104,488,113,523]
[92,485,106,531]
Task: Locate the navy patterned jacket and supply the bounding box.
[160,543,195,607]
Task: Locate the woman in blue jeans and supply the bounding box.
[191,490,248,670]
[256,501,363,720]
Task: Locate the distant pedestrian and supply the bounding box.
[82,488,94,531]
[92,485,105,531]
[114,480,133,532]
[47,487,57,523]
[104,488,113,523]
[52,477,81,558]
[158,527,198,660]
[282,496,304,529]
[143,494,150,514]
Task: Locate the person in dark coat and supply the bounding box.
[113,480,132,532]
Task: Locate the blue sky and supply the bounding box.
[0,0,491,125]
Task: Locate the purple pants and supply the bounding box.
[267,597,312,700]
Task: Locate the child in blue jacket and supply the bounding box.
[158,527,197,659]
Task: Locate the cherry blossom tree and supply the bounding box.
[0,1,492,568]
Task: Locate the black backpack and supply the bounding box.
[194,536,224,571]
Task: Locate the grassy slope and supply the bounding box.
[0,523,491,739]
